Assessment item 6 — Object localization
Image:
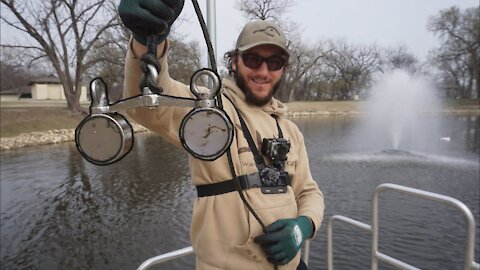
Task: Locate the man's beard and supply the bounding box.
[234,72,282,106]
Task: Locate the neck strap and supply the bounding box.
[234,107,283,171]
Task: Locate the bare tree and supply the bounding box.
[323,39,382,100]
[85,24,130,102]
[0,48,49,92]
[428,6,480,99]
[384,44,419,73]
[236,0,293,21]
[84,18,203,104]
[1,0,120,113]
[429,48,474,99]
[168,38,203,84]
[234,0,386,102]
[236,0,326,103]
[280,41,328,102]
[1,61,30,93]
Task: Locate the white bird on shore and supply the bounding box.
[440,137,451,142]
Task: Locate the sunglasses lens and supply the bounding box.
[241,53,285,71]
[242,54,263,69]
[266,57,285,71]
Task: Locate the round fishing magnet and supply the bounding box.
[75,113,134,165]
[179,107,233,161]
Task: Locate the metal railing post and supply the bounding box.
[303,240,311,266]
[372,191,379,270]
[327,218,334,270]
[327,183,479,270]
[373,183,479,270]
[328,215,372,270]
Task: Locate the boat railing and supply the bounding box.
[136,241,312,270]
[136,183,479,270]
[328,183,480,270]
[136,246,194,270]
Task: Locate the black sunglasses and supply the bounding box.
[238,51,287,71]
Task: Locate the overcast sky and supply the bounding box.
[175,0,478,66]
[1,0,477,67]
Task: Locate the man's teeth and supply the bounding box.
[253,78,268,83]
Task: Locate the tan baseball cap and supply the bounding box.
[236,20,290,56]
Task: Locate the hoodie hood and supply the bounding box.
[221,78,288,116]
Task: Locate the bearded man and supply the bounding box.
[119,1,324,269]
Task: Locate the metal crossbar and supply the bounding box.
[136,246,194,270]
[328,183,480,270]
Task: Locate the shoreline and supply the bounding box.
[1,110,478,151]
[0,124,149,151]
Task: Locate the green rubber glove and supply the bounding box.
[254,216,313,265]
[118,0,184,45]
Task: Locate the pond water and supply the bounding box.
[1,115,479,270]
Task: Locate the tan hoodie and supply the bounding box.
[123,40,324,270]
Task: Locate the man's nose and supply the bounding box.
[255,60,269,75]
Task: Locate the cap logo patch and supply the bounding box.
[253,26,280,38]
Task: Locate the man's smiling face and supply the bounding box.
[232,44,286,106]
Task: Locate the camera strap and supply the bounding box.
[194,99,290,197]
[234,109,291,194]
[234,107,283,172]
[271,114,284,138]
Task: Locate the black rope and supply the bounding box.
[146,34,158,56]
[272,114,283,138]
[190,0,217,71]
[190,0,224,108]
[190,0,268,234]
[140,54,163,94]
[235,108,266,171]
[139,34,163,94]
[190,2,280,268]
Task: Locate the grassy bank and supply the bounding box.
[1,107,84,138]
[1,99,478,138]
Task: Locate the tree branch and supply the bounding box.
[0,44,43,51]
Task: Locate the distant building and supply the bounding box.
[0,86,31,101]
[28,74,88,102]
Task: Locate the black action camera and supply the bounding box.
[261,138,291,168]
[259,138,291,194]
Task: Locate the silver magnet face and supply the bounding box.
[180,108,233,161]
[75,113,134,165]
